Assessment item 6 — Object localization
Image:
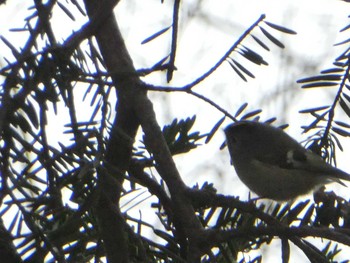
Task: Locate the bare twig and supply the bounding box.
[167,0,181,82]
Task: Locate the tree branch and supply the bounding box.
[83,0,137,262]
[83,0,203,262]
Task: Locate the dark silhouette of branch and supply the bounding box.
[167,0,181,82]
[84,0,204,262]
[186,188,350,261]
[84,0,136,262]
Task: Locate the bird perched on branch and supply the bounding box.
[224,121,350,201]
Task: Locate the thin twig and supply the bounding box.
[182,14,266,90]
[167,0,181,82]
[321,55,350,146]
[145,84,237,121]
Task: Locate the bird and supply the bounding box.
[224,121,350,201]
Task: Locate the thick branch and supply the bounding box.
[84,0,202,262]
[84,0,138,262]
[0,217,22,263]
[133,81,203,261]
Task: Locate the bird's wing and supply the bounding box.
[254,147,350,183]
[285,149,350,182]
